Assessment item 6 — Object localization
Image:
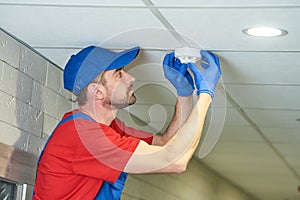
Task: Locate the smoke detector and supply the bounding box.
[175,47,201,64]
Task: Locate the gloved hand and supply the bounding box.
[162,52,194,96]
[188,50,222,98]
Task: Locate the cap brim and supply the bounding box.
[106,46,140,70]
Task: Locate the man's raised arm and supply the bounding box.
[124,50,222,174]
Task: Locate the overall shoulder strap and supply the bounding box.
[57,112,95,126]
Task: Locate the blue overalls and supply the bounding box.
[37,112,128,200]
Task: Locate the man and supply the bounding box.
[33,45,221,199]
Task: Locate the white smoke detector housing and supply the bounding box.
[175,47,201,64]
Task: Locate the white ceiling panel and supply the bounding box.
[100,28,183,50]
[274,143,300,157]
[203,150,289,174]
[262,127,300,144]
[286,156,300,173]
[126,51,169,82]
[151,0,300,6]
[0,0,144,6]
[127,104,174,124]
[229,174,300,200]
[36,48,77,68]
[158,7,300,51]
[125,104,174,134]
[218,126,264,143]
[245,109,300,129]
[128,50,168,69]
[223,108,250,126]
[117,109,159,133]
[0,5,165,47]
[208,141,276,156]
[225,85,300,109]
[219,52,300,85]
[133,81,176,105]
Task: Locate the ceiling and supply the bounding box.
[1,0,300,199]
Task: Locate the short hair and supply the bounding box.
[76,71,105,106]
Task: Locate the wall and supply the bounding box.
[0,28,72,198]
[0,29,256,200]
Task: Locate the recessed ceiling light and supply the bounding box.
[242,27,288,37]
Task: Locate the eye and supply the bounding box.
[115,70,123,79]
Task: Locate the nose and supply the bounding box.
[124,72,135,84]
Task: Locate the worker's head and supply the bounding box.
[64,45,140,107]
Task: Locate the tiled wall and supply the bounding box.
[0,29,73,198]
[0,29,72,155]
[0,29,256,200]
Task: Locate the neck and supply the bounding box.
[79,102,118,126]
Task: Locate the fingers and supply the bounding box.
[200,50,219,65]
[162,53,170,67]
[177,61,188,74]
[164,51,189,73]
[187,62,199,74]
[200,50,221,73]
[163,52,176,69]
[163,52,174,64]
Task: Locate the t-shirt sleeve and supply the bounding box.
[72,119,141,182]
[112,118,154,145]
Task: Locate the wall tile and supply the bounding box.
[27,134,45,157]
[0,62,32,103]
[0,61,3,83]
[46,61,61,92]
[31,81,58,118]
[0,121,29,152]
[42,113,59,139]
[0,121,22,146]
[19,47,47,85]
[0,30,21,69]
[58,68,72,100]
[0,91,18,126]
[56,94,72,119]
[0,91,43,137]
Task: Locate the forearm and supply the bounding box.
[124,93,212,173]
[163,94,211,162]
[152,95,193,146]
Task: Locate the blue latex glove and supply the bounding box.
[188,50,222,98]
[162,52,194,96]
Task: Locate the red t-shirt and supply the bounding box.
[33,110,153,200]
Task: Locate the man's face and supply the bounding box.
[101,68,136,109]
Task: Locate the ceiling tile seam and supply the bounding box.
[212,50,300,53]
[0,3,147,8]
[224,88,300,181]
[1,2,300,9]
[34,47,177,52]
[141,0,190,48]
[33,47,300,53]
[149,5,300,9]
[240,107,300,111]
[226,105,300,111]
[225,83,300,87]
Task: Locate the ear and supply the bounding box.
[87,83,104,100]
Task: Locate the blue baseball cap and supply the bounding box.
[64,45,140,95]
